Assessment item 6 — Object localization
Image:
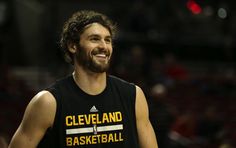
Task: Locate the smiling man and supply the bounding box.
[8,10,158,148]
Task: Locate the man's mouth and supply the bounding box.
[94,53,107,58]
[92,50,110,59]
[92,53,110,62]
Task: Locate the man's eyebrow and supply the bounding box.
[87,34,112,39]
[87,34,100,37]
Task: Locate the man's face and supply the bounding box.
[75,23,113,73]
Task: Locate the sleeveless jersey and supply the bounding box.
[38,75,140,148]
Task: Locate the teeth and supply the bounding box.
[95,54,106,57]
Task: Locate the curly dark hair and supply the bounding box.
[60,10,117,64]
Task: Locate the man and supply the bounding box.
[8,10,158,148]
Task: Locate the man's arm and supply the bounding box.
[8,91,56,148]
[135,86,158,148]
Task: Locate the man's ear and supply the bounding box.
[68,43,77,53]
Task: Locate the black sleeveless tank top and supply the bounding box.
[38,75,140,148]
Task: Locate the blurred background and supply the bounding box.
[0,0,235,147]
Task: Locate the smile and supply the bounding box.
[92,54,109,62]
[94,54,107,58]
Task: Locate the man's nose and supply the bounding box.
[98,40,107,49]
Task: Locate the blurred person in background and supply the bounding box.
[8,10,158,148]
[196,106,224,148]
[163,53,188,82]
[0,134,8,148]
[149,83,175,148]
[169,111,197,148]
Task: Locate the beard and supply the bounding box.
[75,45,111,73]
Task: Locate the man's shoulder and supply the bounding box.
[108,75,136,93]
[108,75,134,86]
[47,75,72,88]
[55,74,72,84]
[34,90,56,104]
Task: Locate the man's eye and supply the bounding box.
[105,39,111,43]
[90,37,99,41]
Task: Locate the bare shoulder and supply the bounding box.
[135,85,145,100]
[135,85,148,119]
[31,90,56,108]
[23,90,57,128]
[135,85,142,92]
[135,86,159,148]
[8,91,57,148]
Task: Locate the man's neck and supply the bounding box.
[72,67,107,95]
